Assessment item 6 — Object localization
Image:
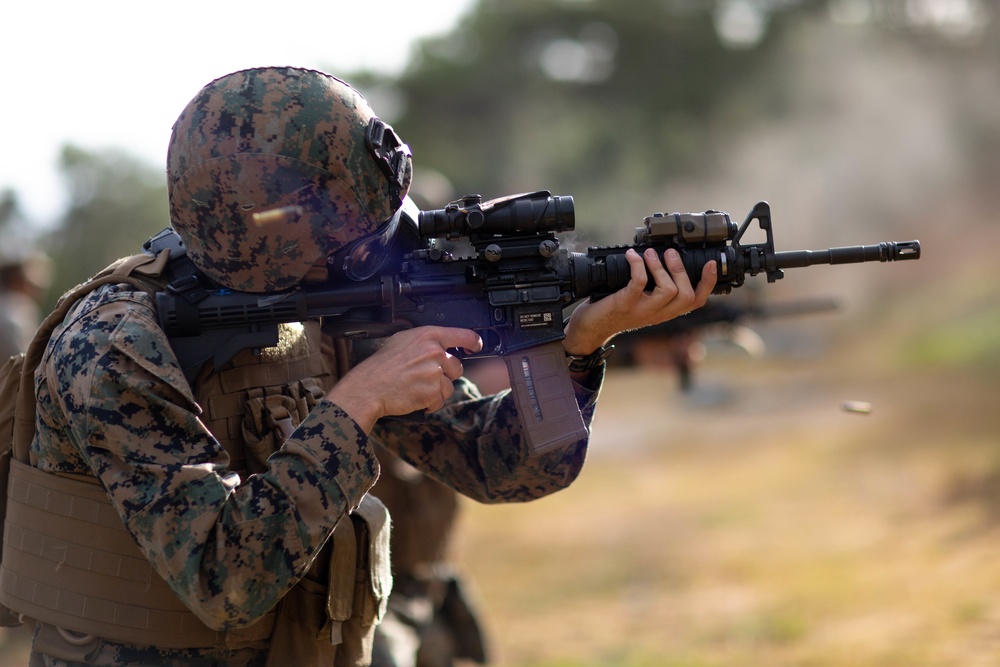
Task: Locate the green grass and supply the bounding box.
[902,306,1000,368]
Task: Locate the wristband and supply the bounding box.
[566,345,614,373]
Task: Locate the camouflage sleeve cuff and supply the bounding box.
[281,400,379,513]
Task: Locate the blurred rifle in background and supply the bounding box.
[608,293,840,392]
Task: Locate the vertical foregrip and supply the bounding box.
[504,341,589,457]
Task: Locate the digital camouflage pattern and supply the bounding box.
[29,281,598,665]
[28,639,267,667]
[167,67,413,293]
[32,284,376,628]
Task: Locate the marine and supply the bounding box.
[0,66,716,666]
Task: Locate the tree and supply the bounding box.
[350,0,797,238]
[41,145,167,306]
[0,189,24,236]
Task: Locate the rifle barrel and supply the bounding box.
[773,240,920,269]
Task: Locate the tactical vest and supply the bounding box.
[0,245,390,665]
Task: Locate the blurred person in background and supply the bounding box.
[0,249,52,358]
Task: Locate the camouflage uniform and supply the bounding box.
[25,277,599,665]
[4,66,604,666]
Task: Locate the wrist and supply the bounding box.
[561,327,611,358]
[325,384,381,433]
[566,345,614,373]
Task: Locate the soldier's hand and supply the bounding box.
[328,326,483,432]
[562,248,716,357]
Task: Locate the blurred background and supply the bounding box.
[2,0,998,665]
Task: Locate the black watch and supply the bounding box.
[566,345,614,373]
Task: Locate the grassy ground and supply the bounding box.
[456,347,1000,666]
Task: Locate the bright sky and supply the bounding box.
[1,0,474,228]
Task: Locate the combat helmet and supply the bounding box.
[167,66,413,292]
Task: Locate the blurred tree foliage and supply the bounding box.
[0,189,24,237]
[350,0,819,238]
[39,145,167,309]
[346,0,996,240]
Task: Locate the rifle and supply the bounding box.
[155,191,921,455]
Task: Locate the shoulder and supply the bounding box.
[43,283,178,393]
[49,283,158,356]
[39,281,196,438]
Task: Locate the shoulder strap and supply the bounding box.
[14,249,173,464]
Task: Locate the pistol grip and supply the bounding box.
[504,341,589,457]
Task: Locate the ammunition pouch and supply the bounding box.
[267,494,391,667]
[240,378,326,474]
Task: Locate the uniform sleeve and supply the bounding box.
[37,286,379,631]
[369,367,603,504]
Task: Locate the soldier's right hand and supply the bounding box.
[326,326,483,432]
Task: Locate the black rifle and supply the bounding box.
[156,192,920,455]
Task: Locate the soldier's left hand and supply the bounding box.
[562,248,716,356]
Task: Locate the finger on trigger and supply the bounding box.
[436,327,481,355]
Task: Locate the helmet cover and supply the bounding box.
[167,66,412,292]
